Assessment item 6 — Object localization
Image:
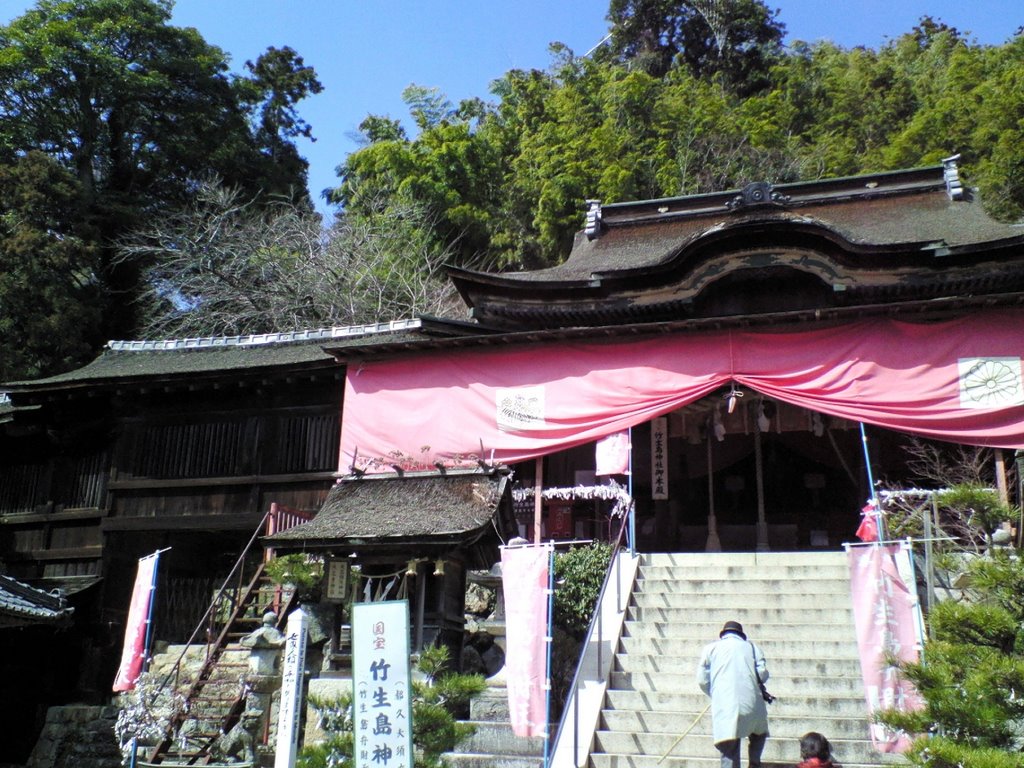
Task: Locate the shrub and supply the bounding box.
[264,554,324,592]
[552,542,612,639]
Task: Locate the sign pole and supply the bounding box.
[275,607,309,768]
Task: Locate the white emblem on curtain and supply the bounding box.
[958,357,1024,408]
[496,386,546,430]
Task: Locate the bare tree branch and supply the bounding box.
[120,182,462,338]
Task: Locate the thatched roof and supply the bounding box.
[265,469,516,552]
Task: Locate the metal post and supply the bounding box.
[859,423,884,541]
[544,547,555,768]
[572,686,580,768]
[628,427,636,555]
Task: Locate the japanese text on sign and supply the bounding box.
[651,417,668,500]
[353,601,413,768]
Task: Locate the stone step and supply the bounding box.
[620,625,856,646]
[608,670,863,696]
[603,690,870,718]
[444,754,543,768]
[593,730,881,764]
[625,606,854,625]
[599,709,872,739]
[615,653,862,677]
[582,553,888,768]
[637,565,849,581]
[588,753,895,768]
[630,585,847,606]
[470,691,514,722]
[642,552,848,567]
[457,722,546,755]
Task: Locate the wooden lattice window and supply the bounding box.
[122,418,256,479]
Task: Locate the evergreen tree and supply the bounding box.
[879,485,1024,767]
[0,0,320,375]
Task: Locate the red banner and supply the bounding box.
[847,543,924,752]
[341,309,1024,473]
[501,544,552,738]
[113,552,160,692]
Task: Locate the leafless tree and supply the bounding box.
[121,182,463,339]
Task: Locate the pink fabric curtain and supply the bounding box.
[340,309,1024,473]
[501,544,552,738]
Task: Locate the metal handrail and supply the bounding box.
[155,508,273,694]
[155,502,314,693]
[553,513,631,768]
[145,502,313,764]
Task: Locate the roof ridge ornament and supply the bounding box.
[942,153,964,200]
[585,199,603,240]
[726,181,791,211]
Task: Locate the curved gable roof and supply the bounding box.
[450,165,1024,329]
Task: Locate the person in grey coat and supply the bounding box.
[697,620,770,768]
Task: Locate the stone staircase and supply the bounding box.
[590,551,892,768]
[445,682,546,768]
[142,643,252,761]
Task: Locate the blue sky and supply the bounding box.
[3,1,1022,214]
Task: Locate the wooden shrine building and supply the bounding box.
[1,158,1023,759]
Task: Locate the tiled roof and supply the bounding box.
[1,320,436,391]
[0,575,74,628]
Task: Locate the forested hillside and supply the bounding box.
[2,0,1023,380]
[335,9,1024,271]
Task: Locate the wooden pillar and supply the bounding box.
[705,426,721,552]
[754,417,770,552]
[995,448,1009,506]
[414,563,426,652]
[533,457,543,544]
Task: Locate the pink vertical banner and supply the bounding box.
[501,544,552,738]
[113,552,161,692]
[847,543,924,752]
[595,430,630,476]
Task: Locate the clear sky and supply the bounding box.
[3,1,1022,214]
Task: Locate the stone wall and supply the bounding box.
[25,705,122,768]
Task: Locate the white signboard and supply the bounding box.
[651,416,668,500]
[275,607,309,768]
[353,600,414,768]
[325,559,350,602]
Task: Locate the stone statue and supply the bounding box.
[209,711,260,764]
[239,611,285,649]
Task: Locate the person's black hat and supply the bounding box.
[720,620,746,639]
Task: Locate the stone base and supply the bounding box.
[26,705,122,768]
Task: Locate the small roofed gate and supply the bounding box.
[265,468,519,669]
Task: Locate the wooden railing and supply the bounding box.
[263,501,314,562]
